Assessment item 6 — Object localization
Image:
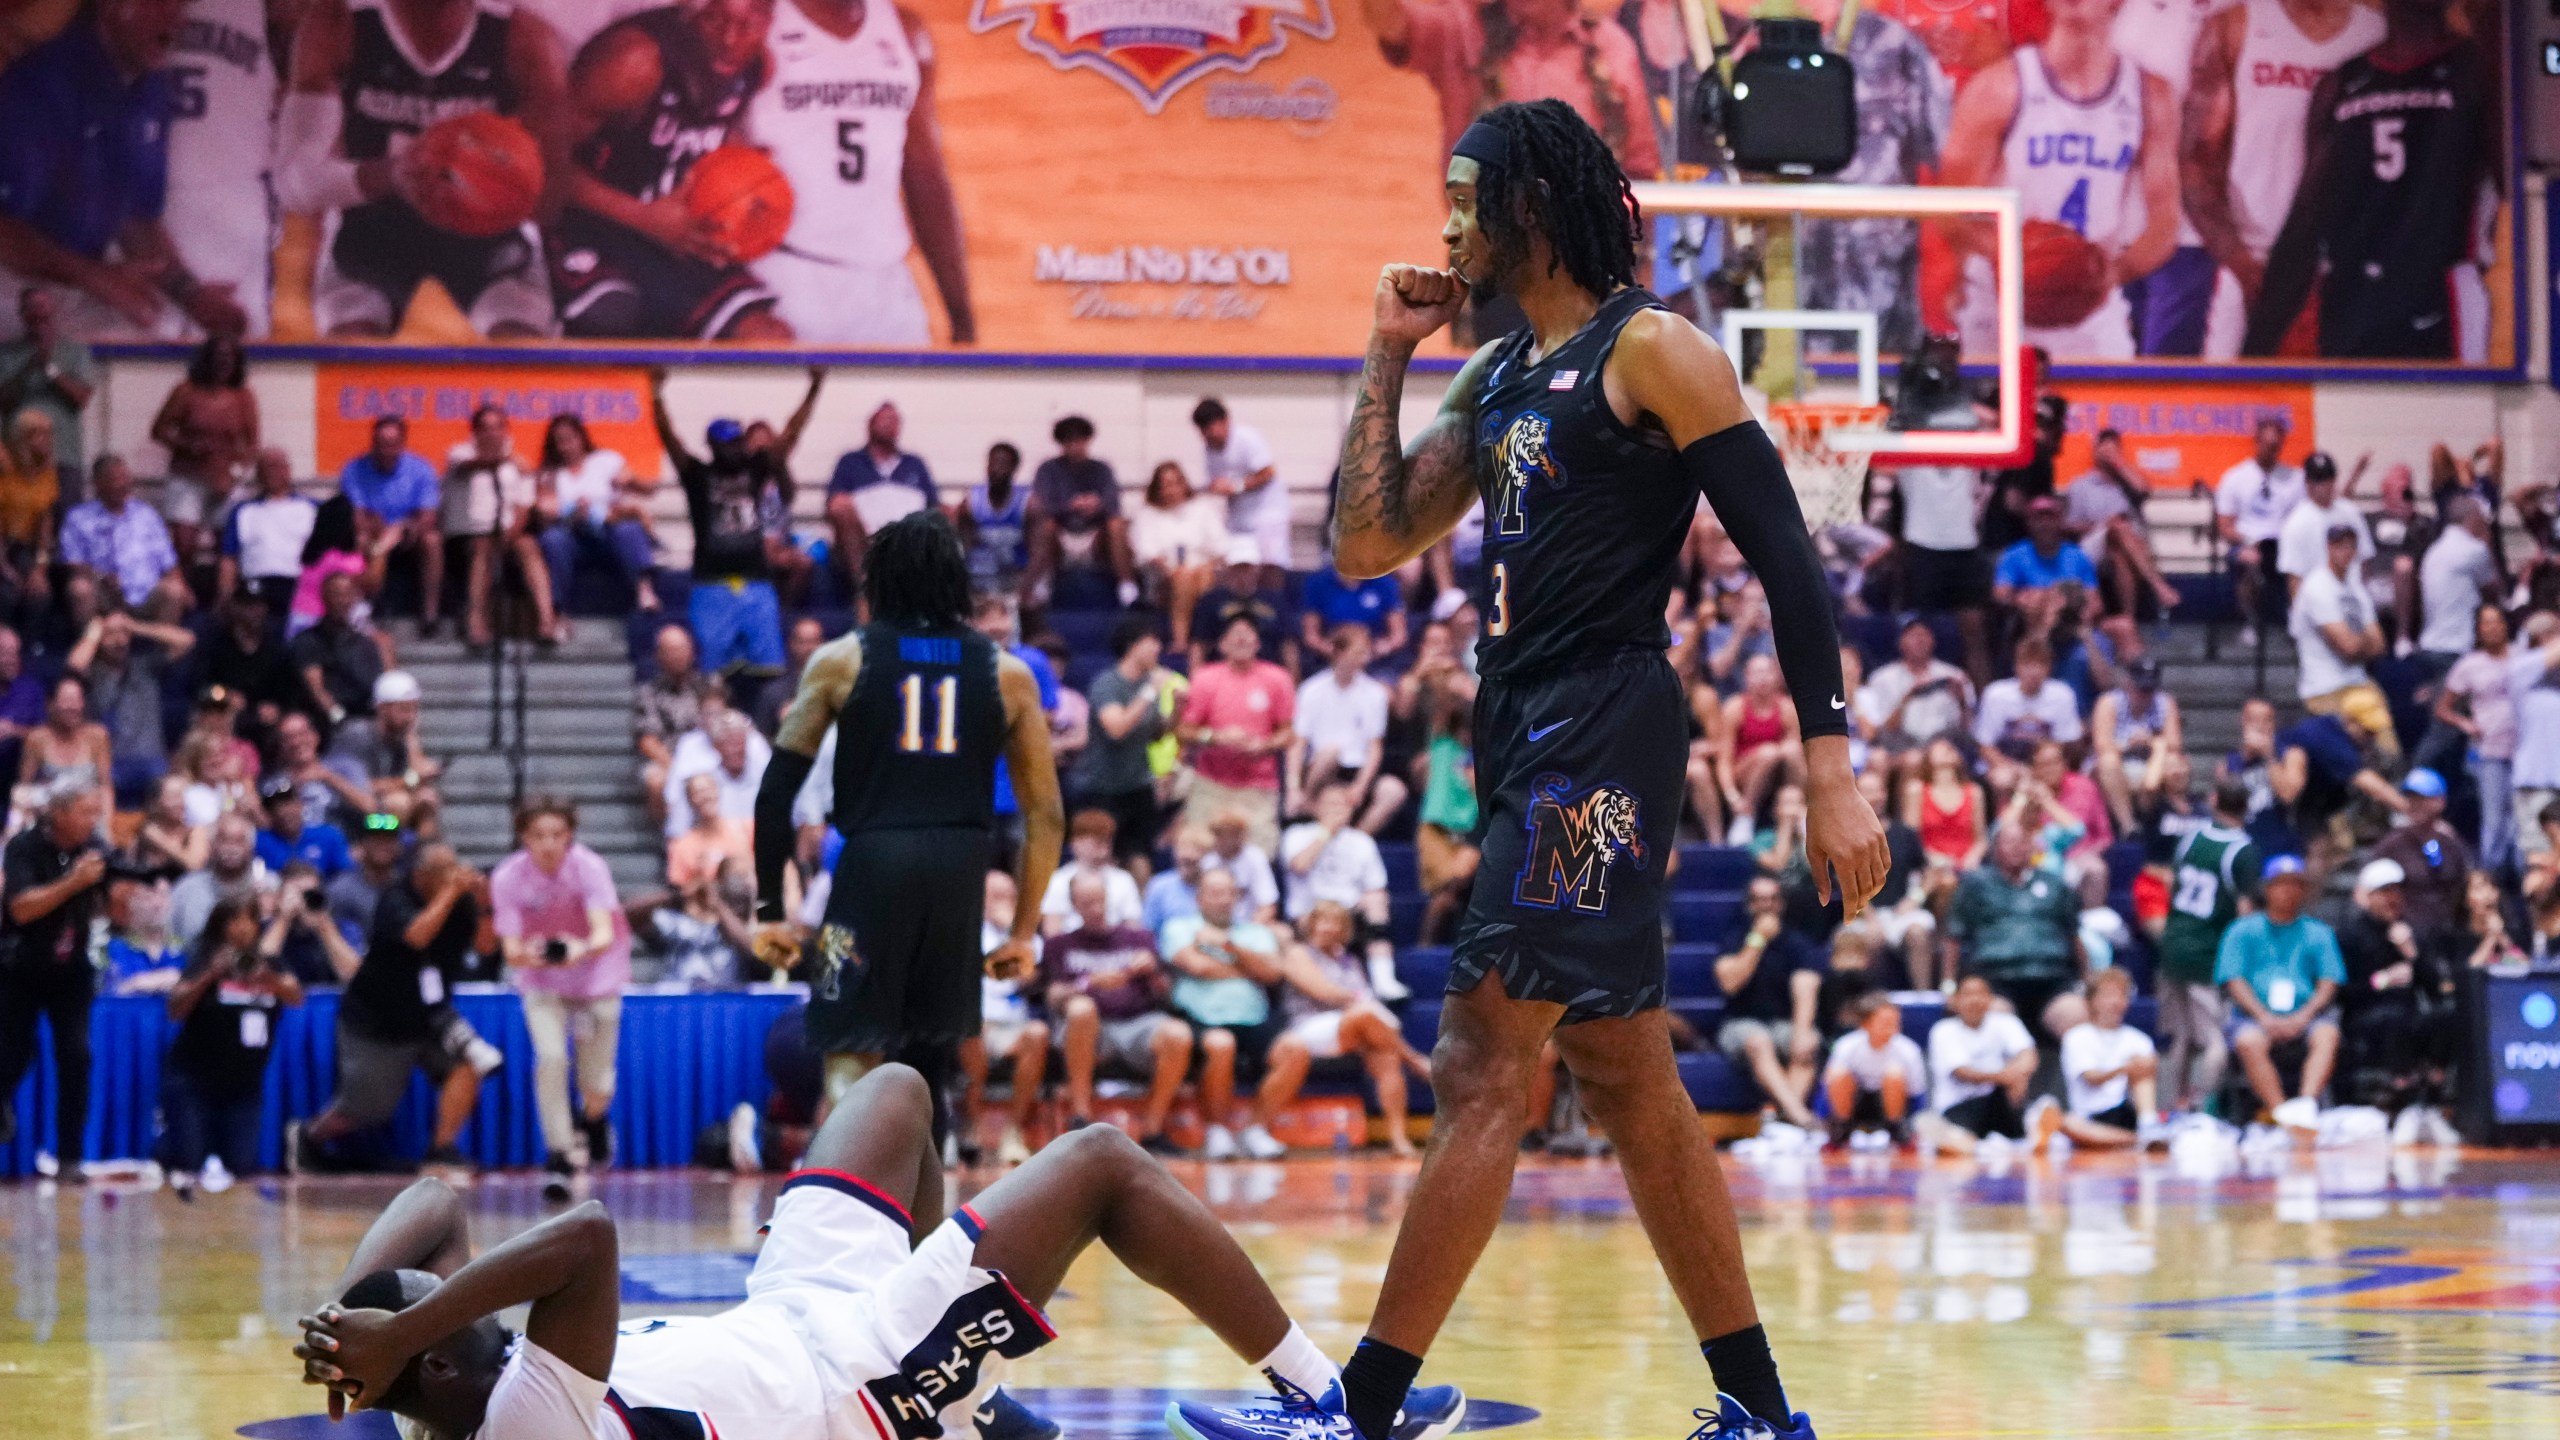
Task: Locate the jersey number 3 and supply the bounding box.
[899,673,958,754]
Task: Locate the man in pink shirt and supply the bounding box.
[1180,613,1297,854]
[1363,0,1661,179]
[490,795,633,1187]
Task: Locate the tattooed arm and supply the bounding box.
[1332,264,1500,580]
[2179,8,2252,294]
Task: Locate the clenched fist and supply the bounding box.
[1374,264,1467,346]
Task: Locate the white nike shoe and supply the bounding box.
[1240,1124,1288,1161]
[2273,1097,2321,1133]
[2390,1105,2428,1148]
[1367,947,1410,1002]
[727,1102,763,1173]
[1204,1125,1241,1162]
[2421,1107,2462,1148]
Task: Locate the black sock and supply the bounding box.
[1702,1325,1790,1427]
[1340,1338,1424,1440]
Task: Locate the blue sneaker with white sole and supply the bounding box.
[1166,1378,1467,1440]
[1685,1393,1815,1440]
[974,1386,1061,1440]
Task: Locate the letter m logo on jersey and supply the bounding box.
[969,0,1334,114]
[1511,773,1646,916]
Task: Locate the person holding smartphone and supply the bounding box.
[161,895,304,1196]
[490,795,630,1185]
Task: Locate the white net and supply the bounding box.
[1769,402,1888,532]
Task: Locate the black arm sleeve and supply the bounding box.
[752,747,816,923]
[1681,421,1848,741]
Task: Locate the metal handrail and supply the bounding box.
[484,633,532,812]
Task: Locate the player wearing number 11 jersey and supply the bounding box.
[751,512,1061,1114]
[746,0,974,344]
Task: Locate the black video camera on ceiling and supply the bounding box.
[1696,17,1858,178]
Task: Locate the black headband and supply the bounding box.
[1451,119,1509,176]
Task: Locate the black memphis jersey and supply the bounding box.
[2309,42,2496,356]
[832,623,1005,834]
[1470,286,1697,679]
[341,0,516,164]
[574,7,764,203]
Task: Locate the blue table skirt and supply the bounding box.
[2,987,805,1178]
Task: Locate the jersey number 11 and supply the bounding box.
[899,673,958,754]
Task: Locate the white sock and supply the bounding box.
[1252,1322,1340,1401]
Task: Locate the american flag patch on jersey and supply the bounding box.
[1547,370,1580,390]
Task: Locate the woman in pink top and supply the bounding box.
[288,496,390,638]
[490,795,633,1179]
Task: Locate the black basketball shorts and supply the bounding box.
[804,826,993,1056]
[1448,650,1685,1024]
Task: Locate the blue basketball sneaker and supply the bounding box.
[974,1386,1062,1440]
[1685,1393,1815,1440]
[1166,1378,1467,1440]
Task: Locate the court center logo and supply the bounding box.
[968,0,1334,114]
[1512,773,1646,916]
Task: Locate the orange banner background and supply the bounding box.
[2054,381,2316,493]
[312,364,666,477]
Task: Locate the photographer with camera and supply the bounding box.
[159,896,305,1196]
[286,844,495,1176]
[0,775,108,1177]
[273,860,365,988]
[490,796,630,1185]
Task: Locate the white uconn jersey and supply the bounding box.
[2227,0,2383,256]
[2005,47,2145,250]
[165,0,278,335]
[751,0,919,269]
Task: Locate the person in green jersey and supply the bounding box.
[2156,781,2261,1113]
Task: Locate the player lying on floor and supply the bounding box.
[292,1063,1464,1440]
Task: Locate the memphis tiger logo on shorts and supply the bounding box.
[814,922,862,1000]
[1481,409,1564,539]
[968,0,1334,114]
[1511,773,1647,917]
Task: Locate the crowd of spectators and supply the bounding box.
[10,298,2560,1185]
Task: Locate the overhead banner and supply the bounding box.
[314,363,665,478]
[0,0,2516,371]
[2052,379,2314,491]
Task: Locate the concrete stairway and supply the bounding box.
[2144,620,2300,764]
[394,624,668,893]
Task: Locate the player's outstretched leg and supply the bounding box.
[957,1125,1459,1440]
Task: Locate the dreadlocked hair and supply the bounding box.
[1472,99,1641,300]
[862,510,974,630]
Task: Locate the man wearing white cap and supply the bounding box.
[2333,857,2459,1145]
[355,670,442,799]
[2215,854,2343,1130]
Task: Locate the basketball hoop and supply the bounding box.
[1767,401,1888,532]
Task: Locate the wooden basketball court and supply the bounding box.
[5,1147,2558,1439]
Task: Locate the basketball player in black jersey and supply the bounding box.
[2243,0,2501,360]
[277,0,573,337]
[749,512,1063,1118]
[554,0,793,340]
[1175,101,1888,1440]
